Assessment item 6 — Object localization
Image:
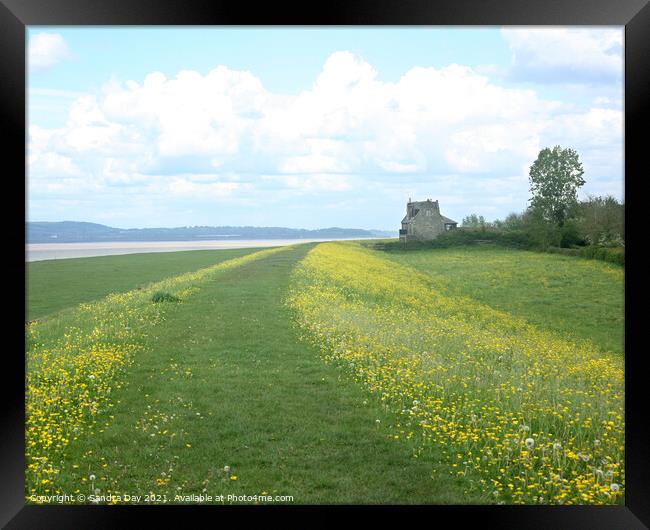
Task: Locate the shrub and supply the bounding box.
[547,245,624,265]
[559,220,586,248]
[377,231,623,266]
[150,290,181,303]
[577,195,624,246]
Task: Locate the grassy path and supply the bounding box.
[57,244,478,504]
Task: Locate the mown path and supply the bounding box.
[58,244,481,504]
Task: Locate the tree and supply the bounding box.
[461,213,487,229]
[501,212,528,231]
[528,146,585,227]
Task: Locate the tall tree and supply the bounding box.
[528,146,585,227]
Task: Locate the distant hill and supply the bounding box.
[27,221,396,244]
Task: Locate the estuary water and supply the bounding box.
[26,238,379,262]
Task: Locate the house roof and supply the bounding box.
[410,198,437,206]
[402,199,457,224]
[402,213,457,224]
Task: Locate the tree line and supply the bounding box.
[461,146,624,251]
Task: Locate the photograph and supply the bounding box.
[24,25,626,507]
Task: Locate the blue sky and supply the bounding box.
[27,27,624,230]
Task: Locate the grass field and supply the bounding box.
[375,245,624,356]
[26,248,259,321]
[25,242,624,505]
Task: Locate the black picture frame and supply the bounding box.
[1,0,647,527]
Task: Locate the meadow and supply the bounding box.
[27,248,259,321]
[25,242,624,504]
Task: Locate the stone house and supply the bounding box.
[399,199,458,242]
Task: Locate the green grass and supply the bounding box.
[287,242,624,505]
[26,248,259,321]
[47,244,480,504]
[27,243,623,504]
[379,245,624,355]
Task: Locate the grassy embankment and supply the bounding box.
[26,242,624,504]
[26,243,472,504]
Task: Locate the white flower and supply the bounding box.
[610,483,620,492]
[552,442,562,451]
[89,474,96,481]
[525,438,535,449]
[223,465,231,473]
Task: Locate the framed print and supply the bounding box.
[1,0,648,527]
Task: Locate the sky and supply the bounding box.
[27,27,624,230]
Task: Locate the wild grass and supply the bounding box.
[378,245,623,355]
[288,242,624,505]
[27,244,474,504]
[26,241,623,504]
[151,291,181,303]
[26,247,288,501]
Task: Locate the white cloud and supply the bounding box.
[445,121,545,173]
[553,107,622,148]
[28,33,72,72]
[166,178,242,197]
[262,174,353,192]
[501,28,623,83]
[28,48,623,226]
